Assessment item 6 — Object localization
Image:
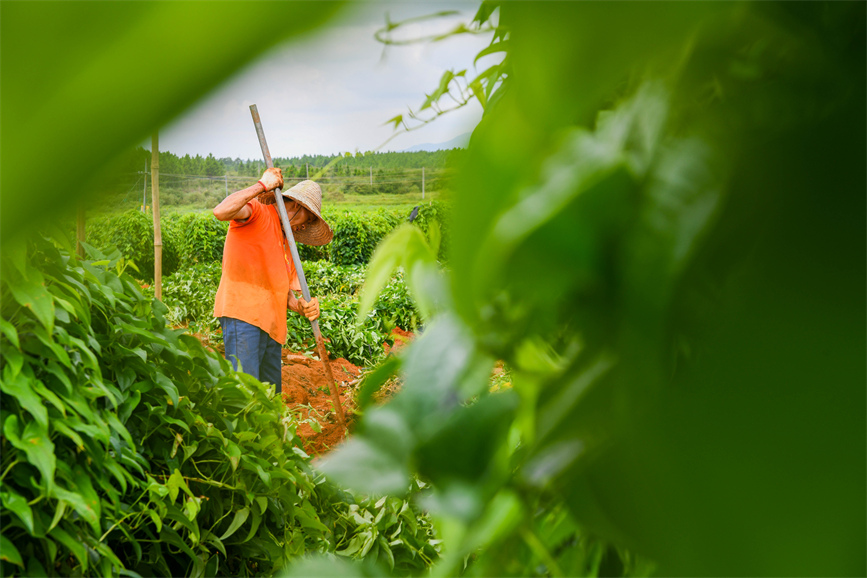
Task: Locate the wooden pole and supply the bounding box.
[143,159,147,211]
[151,132,162,300]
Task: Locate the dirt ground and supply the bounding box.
[280,351,361,455]
[194,327,415,456]
[282,327,416,455]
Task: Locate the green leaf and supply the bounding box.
[219,507,250,540]
[159,527,197,563]
[358,225,435,322]
[7,273,55,332]
[255,465,271,486]
[1,490,34,534]
[4,416,55,491]
[167,469,184,503]
[147,510,163,533]
[0,535,23,567]
[53,484,100,536]
[1,365,48,428]
[0,317,20,349]
[226,442,242,472]
[474,40,509,65]
[49,526,89,571]
[318,435,410,497]
[155,373,179,406]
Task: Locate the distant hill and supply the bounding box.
[400,132,470,153]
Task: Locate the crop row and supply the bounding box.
[81,202,450,281]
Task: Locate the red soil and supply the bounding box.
[280,351,361,456]
[192,327,416,456]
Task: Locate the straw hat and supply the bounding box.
[280,180,333,246]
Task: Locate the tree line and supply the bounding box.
[118,146,464,179]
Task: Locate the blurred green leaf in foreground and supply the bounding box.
[0,1,343,243]
[318,2,866,576]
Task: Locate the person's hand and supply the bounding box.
[297,296,319,321]
[259,167,283,191]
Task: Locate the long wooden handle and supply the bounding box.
[249,105,346,428]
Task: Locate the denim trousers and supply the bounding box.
[219,317,282,392]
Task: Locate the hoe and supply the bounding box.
[249,104,347,429]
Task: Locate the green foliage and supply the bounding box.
[1,2,344,243]
[404,201,451,261]
[311,2,867,577]
[0,236,437,577]
[329,209,402,266]
[302,261,366,297]
[371,270,419,333]
[160,261,223,334]
[167,212,229,265]
[286,294,385,367]
[86,209,180,280]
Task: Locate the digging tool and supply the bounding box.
[249,104,346,428]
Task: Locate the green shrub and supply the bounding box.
[286,293,386,367]
[328,209,401,266]
[86,209,179,280]
[372,270,418,332]
[408,201,450,262]
[160,261,223,333]
[0,236,437,577]
[166,212,228,265]
[302,261,365,297]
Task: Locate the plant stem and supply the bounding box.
[0,459,20,484]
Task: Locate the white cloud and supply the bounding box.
[156,1,497,160]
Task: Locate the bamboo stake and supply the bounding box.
[152,132,162,300]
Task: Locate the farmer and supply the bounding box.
[212,167,333,392]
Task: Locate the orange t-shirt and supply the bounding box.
[213,200,300,344]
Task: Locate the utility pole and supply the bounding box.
[370,167,372,187]
[306,163,308,179]
[225,174,228,197]
[422,167,425,200]
[151,132,162,300]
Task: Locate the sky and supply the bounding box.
[155,2,497,161]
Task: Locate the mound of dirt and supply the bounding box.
[280,351,361,456]
[383,326,415,356]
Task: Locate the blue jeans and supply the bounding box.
[220,317,282,392]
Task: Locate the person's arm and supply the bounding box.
[288,291,320,321]
[213,168,283,222]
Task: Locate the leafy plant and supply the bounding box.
[160,261,223,335]
[167,212,229,265]
[0,235,438,577]
[86,209,180,280]
[286,294,385,367]
[329,209,402,266]
[304,2,867,577]
[303,261,366,297]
